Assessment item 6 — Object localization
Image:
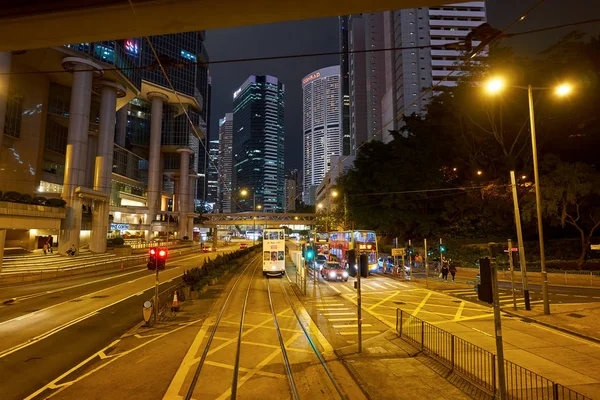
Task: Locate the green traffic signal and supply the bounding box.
[306,248,314,260]
[440,245,446,252]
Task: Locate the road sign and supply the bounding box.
[391,248,405,256]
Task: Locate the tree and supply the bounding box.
[523,156,600,268]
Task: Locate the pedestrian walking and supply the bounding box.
[449,262,457,282]
[42,243,48,255]
[441,261,449,281]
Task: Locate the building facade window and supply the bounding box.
[4,87,23,139]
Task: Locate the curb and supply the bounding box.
[501,309,600,344]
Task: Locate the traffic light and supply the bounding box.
[477,258,493,303]
[440,245,446,253]
[347,249,357,277]
[306,246,314,260]
[359,254,369,278]
[148,247,167,271]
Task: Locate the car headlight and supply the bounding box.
[342,271,348,278]
[271,265,276,270]
[329,271,337,278]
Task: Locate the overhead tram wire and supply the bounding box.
[2,17,599,78]
[126,0,244,213]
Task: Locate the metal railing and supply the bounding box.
[396,309,593,399]
[499,268,599,287]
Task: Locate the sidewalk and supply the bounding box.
[337,332,474,400]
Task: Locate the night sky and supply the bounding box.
[204,0,600,172]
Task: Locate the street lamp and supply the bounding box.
[484,77,574,315]
[240,189,260,246]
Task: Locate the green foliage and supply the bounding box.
[45,198,67,208]
[182,247,258,290]
[113,237,125,246]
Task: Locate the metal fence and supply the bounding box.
[396,309,593,400]
[500,268,599,287]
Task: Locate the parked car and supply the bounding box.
[202,245,215,253]
[239,243,248,249]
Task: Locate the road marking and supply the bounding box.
[328,318,357,322]
[556,294,569,296]
[411,292,433,318]
[339,284,353,293]
[204,360,287,379]
[367,290,401,311]
[0,267,182,328]
[369,282,386,289]
[444,289,477,293]
[574,295,587,298]
[472,328,492,337]
[332,324,372,328]
[339,331,380,336]
[432,314,493,325]
[453,301,466,321]
[241,340,313,354]
[317,308,351,311]
[215,332,303,400]
[325,283,341,294]
[322,312,355,316]
[361,283,377,290]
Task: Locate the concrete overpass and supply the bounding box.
[201,212,316,228]
[0,0,467,52]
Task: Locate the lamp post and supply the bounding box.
[241,189,261,246]
[484,78,573,315]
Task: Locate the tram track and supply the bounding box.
[182,254,346,400]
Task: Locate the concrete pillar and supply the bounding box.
[173,178,179,212]
[0,230,6,273]
[188,176,195,238]
[177,148,193,239]
[146,92,168,241]
[0,52,12,158]
[212,227,218,249]
[90,80,126,253]
[59,57,103,254]
[115,103,128,147]
[86,134,97,188]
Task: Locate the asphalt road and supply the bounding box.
[0,247,239,400]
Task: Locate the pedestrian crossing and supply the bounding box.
[440,288,546,307]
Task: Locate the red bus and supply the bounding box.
[329,230,378,272]
[314,232,329,257]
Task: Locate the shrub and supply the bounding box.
[46,198,67,208]
[3,191,23,202]
[32,196,47,205]
[113,237,125,246]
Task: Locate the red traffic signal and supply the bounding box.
[149,248,157,256]
[158,249,167,258]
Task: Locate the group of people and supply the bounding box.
[42,240,53,255]
[440,260,457,282]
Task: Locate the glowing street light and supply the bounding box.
[485,77,505,94]
[240,189,248,197]
[331,190,339,198]
[476,170,483,176]
[555,83,573,97]
[257,204,262,210]
[317,203,324,210]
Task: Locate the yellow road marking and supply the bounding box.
[339,331,380,336]
[215,332,303,400]
[204,360,287,379]
[432,314,493,325]
[322,312,355,316]
[411,292,432,318]
[453,301,466,321]
[339,285,353,292]
[367,290,401,311]
[328,318,357,322]
[332,324,372,328]
[361,283,377,290]
[240,340,314,354]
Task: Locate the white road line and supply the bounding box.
[361,283,377,290]
[332,324,372,328]
[556,294,569,296]
[574,295,587,298]
[0,267,181,328]
[322,312,355,316]
[369,283,386,289]
[472,328,492,337]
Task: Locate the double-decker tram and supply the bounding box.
[262,228,286,276]
[329,230,378,272]
[314,232,329,257]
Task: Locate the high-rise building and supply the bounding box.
[0,31,211,256]
[232,75,285,212]
[205,139,219,206]
[284,169,301,212]
[339,16,351,156]
[348,14,387,154]
[345,3,487,144]
[217,113,233,213]
[302,66,342,205]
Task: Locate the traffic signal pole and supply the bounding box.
[510,171,531,310]
[424,238,428,288]
[154,252,159,325]
[491,259,507,399]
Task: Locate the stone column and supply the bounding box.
[115,103,128,147]
[173,178,179,212]
[59,57,103,254]
[0,230,6,273]
[177,148,193,239]
[90,80,126,253]
[146,92,168,241]
[188,176,195,238]
[0,52,12,158]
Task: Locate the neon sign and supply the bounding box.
[124,39,139,55]
[302,72,321,85]
[233,88,242,99]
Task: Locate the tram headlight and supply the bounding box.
[342,271,348,278]
[271,265,276,270]
[329,271,337,278]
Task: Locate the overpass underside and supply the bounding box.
[0,0,467,51]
